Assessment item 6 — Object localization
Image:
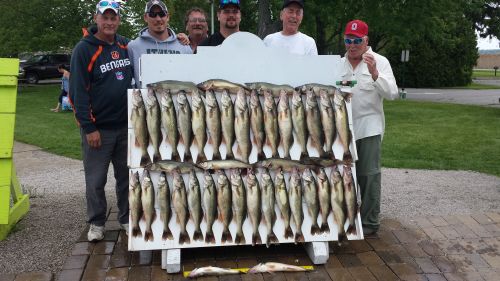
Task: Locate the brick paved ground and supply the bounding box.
[2,211,500,281]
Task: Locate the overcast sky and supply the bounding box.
[477,35,499,50]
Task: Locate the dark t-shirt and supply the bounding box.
[199,31,226,46]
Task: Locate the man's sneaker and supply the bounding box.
[87,224,105,242]
[120,223,129,236]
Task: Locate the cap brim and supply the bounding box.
[98,7,119,15]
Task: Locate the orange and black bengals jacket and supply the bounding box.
[69,26,133,134]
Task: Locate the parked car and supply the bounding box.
[18,54,71,84]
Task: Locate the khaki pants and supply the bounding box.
[355,135,382,232]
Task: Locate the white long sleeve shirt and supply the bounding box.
[341,47,399,141]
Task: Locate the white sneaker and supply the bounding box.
[87,224,105,242]
[120,223,129,236]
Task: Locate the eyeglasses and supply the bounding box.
[221,8,239,14]
[189,18,207,23]
[148,11,167,18]
[344,38,364,45]
[98,1,120,10]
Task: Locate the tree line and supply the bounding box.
[1,0,498,87]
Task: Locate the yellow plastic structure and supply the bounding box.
[0,58,30,241]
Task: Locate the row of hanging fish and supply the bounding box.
[129,164,358,247]
[130,79,352,167]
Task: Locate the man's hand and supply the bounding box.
[362,53,379,81]
[86,131,101,149]
[177,33,190,46]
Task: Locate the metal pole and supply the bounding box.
[211,1,215,35]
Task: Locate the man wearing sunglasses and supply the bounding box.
[199,0,242,46]
[70,0,133,242]
[128,0,193,88]
[184,8,209,52]
[342,20,398,237]
[263,0,317,55]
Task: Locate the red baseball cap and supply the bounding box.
[344,20,369,37]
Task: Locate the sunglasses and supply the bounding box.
[148,11,167,18]
[98,0,120,9]
[344,38,364,45]
[220,0,240,4]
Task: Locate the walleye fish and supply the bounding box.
[246,82,295,96]
[191,89,207,163]
[146,160,202,174]
[159,89,180,161]
[289,168,304,243]
[291,90,308,159]
[231,169,247,244]
[205,90,222,160]
[261,169,278,247]
[249,90,265,161]
[274,169,293,239]
[220,90,235,159]
[145,88,162,163]
[343,165,357,235]
[334,92,352,162]
[197,159,253,170]
[149,80,199,94]
[234,88,251,163]
[297,83,336,96]
[246,168,262,245]
[303,168,320,235]
[300,157,342,167]
[263,90,279,158]
[198,79,250,94]
[131,89,151,166]
[306,89,325,157]
[158,172,173,240]
[248,262,309,273]
[317,168,331,234]
[278,89,293,159]
[257,158,316,172]
[172,170,190,244]
[320,89,336,158]
[202,171,217,244]
[216,170,233,243]
[188,266,241,278]
[187,170,203,241]
[141,170,156,241]
[129,171,142,238]
[177,91,193,162]
[330,166,346,240]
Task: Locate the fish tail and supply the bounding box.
[226,149,234,160]
[172,151,181,162]
[257,151,265,161]
[162,228,173,240]
[347,224,357,235]
[338,233,347,243]
[300,151,309,160]
[132,226,142,238]
[284,226,294,239]
[193,229,204,242]
[153,151,161,163]
[320,222,331,234]
[144,230,154,242]
[267,232,279,247]
[205,231,216,244]
[221,229,233,244]
[197,152,207,163]
[252,232,262,246]
[184,151,192,163]
[213,150,221,160]
[140,153,152,167]
[235,232,246,245]
[295,232,305,244]
[311,223,321,235]
[179,231,191,245]
[343,150,352,163]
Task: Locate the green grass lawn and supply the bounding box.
[473,69,499,78]
[14,84,500,177]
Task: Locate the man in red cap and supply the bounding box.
[342,19,398,237]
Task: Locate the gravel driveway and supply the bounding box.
[0,142,498,274]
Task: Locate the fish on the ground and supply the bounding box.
[197,159,253,171]
[205,90,222,160]
[129,171,142,237]
[191,89,207,163]
[330,165,346,240]
[158,171,173,240]
[274,169,293,239]
[216,170,233,243]
[305,89,325,157]
[303,168,320,235]
[187,169,203,241]
[141,170,156,241]
[343,165,357,235]
[220,90,235,159]
[246,82,295,97]
[278,89,293,159]
[289,168,304,243]
[230,169,247,244]
[234,88,251,163]
[333,92,352,162]
[248,262,310,273]
[146,160,202,174]
[291,90,308,159]
[172,170,190,244]
[246,168,262,245]
[131,89,151,166]
[249,90,265,161]
[202,171,217,244]
[149,80,199,94]
[188,266,241,278]
[257,158,316,172]
[159,89,180,161]
[317,168,331,234]
[145,88,162,163]
[198,79,250,94]
[261,168,278,247]
[177,91,193,162]
[263,90,279,158]
[319,89,336,158]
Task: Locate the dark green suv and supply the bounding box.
[19,54,71,84]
